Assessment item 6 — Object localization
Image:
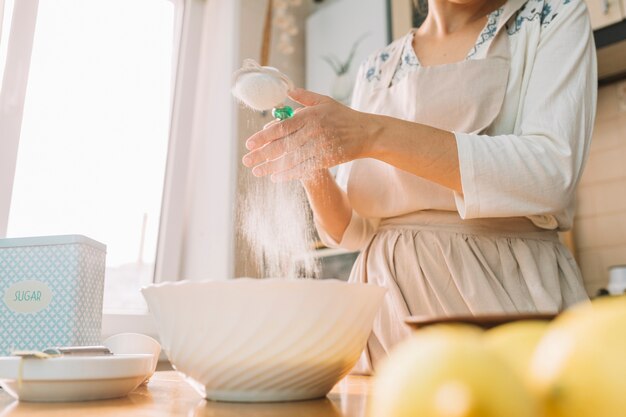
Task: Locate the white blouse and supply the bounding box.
[318,0,597,251]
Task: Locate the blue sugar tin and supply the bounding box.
[0,235,106,355]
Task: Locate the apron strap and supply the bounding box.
[496,0,527,34]
[484,23,511,59]
[484,0,527,58]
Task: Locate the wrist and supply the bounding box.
[300,169,330,189]
[361,113,386,159]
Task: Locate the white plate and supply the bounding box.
[0,354,153,402]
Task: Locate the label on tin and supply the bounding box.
[3,280,53,313]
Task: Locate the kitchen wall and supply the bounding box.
[574,80,626,296]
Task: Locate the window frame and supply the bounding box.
[153,0,202,285]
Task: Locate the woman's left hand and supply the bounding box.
[242,88,377,182]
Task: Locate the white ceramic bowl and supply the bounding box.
[141,278,385,402]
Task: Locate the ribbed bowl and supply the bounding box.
[141,278,385,402]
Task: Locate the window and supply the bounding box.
[3,0,178,313]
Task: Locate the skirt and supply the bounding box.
[349,210,589,375]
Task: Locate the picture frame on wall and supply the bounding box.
[306,0,390,104]
[389,0,427,40]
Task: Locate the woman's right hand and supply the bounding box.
[241,89,377,183]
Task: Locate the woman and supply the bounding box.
[243,0,597,373]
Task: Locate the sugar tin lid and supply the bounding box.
[0,235,106,252]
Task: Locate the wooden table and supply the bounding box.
[0,371,373,417]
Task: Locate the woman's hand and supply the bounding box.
[242,88,378,182]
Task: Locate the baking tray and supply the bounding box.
[405,313,557,330]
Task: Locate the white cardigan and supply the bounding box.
[318,0,597,251]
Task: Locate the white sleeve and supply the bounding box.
[314,161,380,251]
[454,0,597,220]
[315,210,379,251]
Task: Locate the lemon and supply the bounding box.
[484,320,549,382]
[529,296,626,417]
[370,325,537,417]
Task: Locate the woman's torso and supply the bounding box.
[337,0,571,230]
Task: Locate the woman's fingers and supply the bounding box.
[287,88,329,107]
[243,130,309,168]
[263,119,280,130]
[245,112,305,151]
[251,140,317,177]
[271,157,322,182]
[242,89,340,178]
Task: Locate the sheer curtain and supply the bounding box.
[177,0,240,281]
[0,0,38,237]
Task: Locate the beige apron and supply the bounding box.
[347,6,589,374]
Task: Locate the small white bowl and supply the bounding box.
[103,333,161,383]
[142,278,385,402]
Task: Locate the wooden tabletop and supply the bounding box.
[0,371,373,417]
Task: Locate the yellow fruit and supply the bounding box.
[558,296,626,324]
[484,320,549,382]
[529,296,626,417]
[370,325,537,417]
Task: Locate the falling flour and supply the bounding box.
[233,60,320,279]
[238,176,319,279]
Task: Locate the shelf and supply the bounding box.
[312,247,359,259]
[594,19,626,48]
